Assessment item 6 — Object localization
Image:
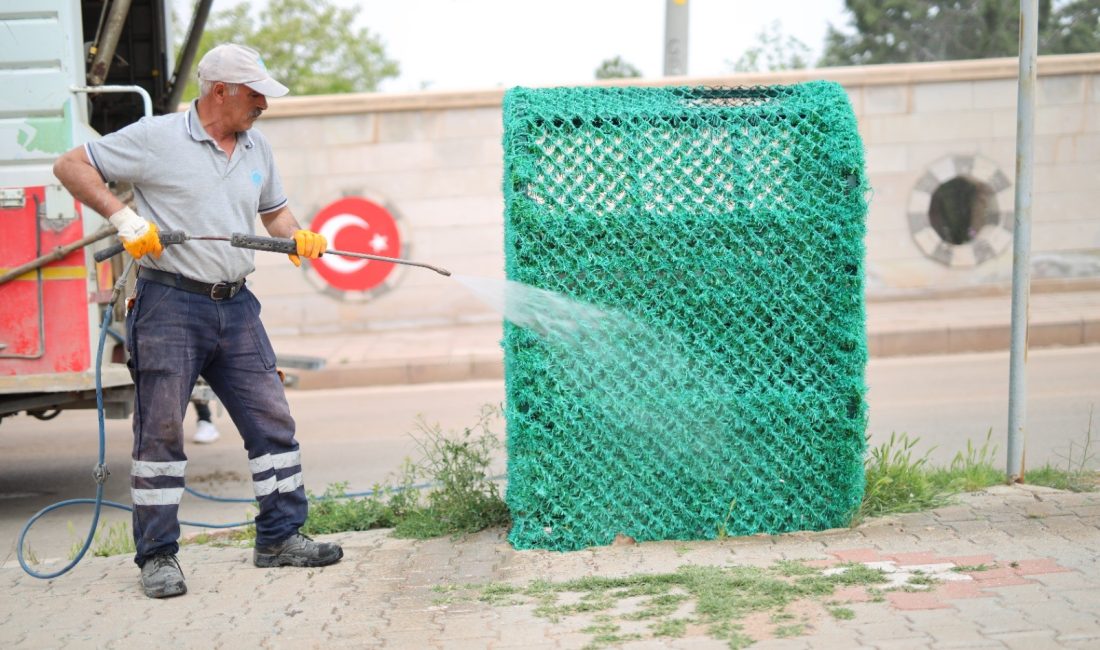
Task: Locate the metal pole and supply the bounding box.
[164,0,215,112]
[87,0,134,86]
[71,85,154,119]
[663,0,689,76]
[0,228,116,287]
[1007,0,1039,483]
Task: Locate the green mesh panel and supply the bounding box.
[502,82,868,551]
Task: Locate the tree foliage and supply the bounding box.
[595,55,642,80]
[181,0,399,100]
[822,0,1100,66]
[730,21,812,72]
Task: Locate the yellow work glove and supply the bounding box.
[109,206,163,259]
[288,229,327,267]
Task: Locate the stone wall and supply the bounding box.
[250,54,1100,335]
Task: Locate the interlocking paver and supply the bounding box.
[1,488,1097,649]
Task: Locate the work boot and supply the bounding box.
[253,532,343,568]
[140,553,187,598]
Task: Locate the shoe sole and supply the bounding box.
[143,580,187,598]
[253,548,343,568]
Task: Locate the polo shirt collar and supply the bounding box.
[185,99,256,149]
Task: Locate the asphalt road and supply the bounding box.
[2,346,1097,566]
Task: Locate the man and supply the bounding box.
[53,44,342,599]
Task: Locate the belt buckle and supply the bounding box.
[209,282,228,300]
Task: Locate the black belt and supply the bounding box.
[138,267,245,301]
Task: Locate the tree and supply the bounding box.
[1043,0,1100,54]
[181,0,399,100]
[595,56,642,80]
[821,0,1100,66]
[730,20,812,73]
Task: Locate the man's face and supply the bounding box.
[219,83,268,131]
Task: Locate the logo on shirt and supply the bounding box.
[250,170,263,186]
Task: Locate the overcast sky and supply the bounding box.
[180,0,852,93]
[345,0,851,92]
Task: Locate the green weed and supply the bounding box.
[775,623,806,638]
[650,617,688,637]
[392,405,509,539]
[951,563,993,573]
[857,432,950,522]
[906,571,938,587]
[1027,407,1098,492]
[857,423,1097,525]
[299,404,508,541]
[716,498,737,538]
[303,480,407,535]
[22,543,40,566]
[452,558,890,647]
[69,520,136,559]
[929,429,1004,492]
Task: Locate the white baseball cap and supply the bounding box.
[197,44,289,98]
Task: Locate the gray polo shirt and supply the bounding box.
[86,100,288,283]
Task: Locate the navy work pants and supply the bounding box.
[125,278,308,566]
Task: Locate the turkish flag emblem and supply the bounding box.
[308,196,402,293]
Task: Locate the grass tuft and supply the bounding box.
[443,558,890,647]
[929,429,1003,493]
[857,432,951,522]
[861,415,1097,524]
[68,520,136,559]
[300,404,509,541]
[1027,406,1098,492]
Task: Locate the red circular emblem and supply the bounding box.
[309,197,401,292]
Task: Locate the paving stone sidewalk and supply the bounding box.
[2,485,1097,649]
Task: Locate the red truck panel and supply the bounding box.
[0,186,91,375]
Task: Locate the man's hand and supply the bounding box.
[109,206,163,259]
[289,229,327,267]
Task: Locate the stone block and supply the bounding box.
[319,113,377,146]
[973,78,1018,109]
[1038,75,1086,105]
[376,110,441,143]
[866,144,909,174]
[1036,105,1087,136]
[439,107,503,139]
[1066,133,1100,162]
[860,114,918,144]
[913,81,974,112]
[864,85,909,115]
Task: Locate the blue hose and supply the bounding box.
[17,290,117,578]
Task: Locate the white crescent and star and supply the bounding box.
[315,213,392,274]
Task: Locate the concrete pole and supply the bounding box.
[663,0,689,76]
[1007,0,1039,483]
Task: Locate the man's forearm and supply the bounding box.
[260,206,303,239]
[52,147,126,218]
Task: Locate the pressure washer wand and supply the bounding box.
[94,231,452,277]
[229,233,452,277]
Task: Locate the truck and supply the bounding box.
[0,0,211,425]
